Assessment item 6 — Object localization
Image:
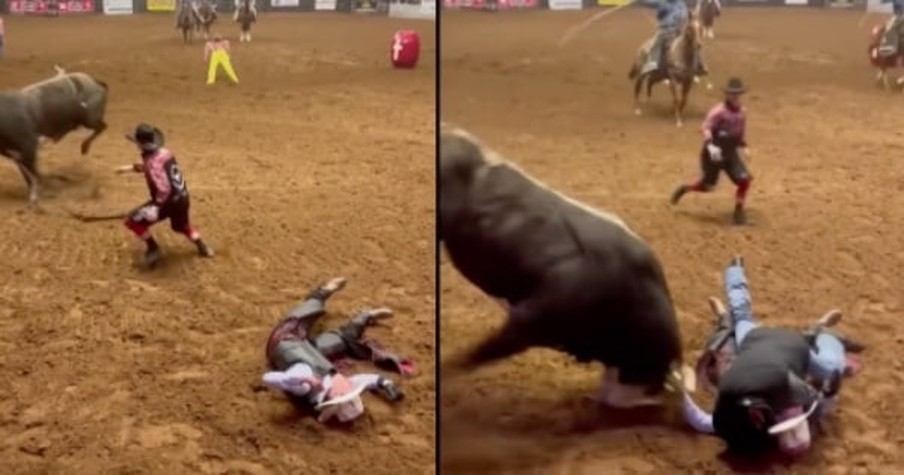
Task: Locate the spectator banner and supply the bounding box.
[9,0,95,13]
[549,0,581,8]
[103,0,132,13]
[866,0,891,11]
[315,0,336,8]
[271,0,300,6]
[388,0,435,17]
[147,0,176,10]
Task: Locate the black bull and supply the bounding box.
[0,67,108,204]
[440,128,684,405]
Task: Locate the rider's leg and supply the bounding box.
[879,15,903,57]
[282,277,347,332]
[642,32,665,74]
[723,256,759,344]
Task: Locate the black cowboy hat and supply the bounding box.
[723,77,747,95]
[125,123,165,152]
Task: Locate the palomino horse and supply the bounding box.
[177,4,198,44]
[236,0,257,43]
[869,23,904,90]
[629,12,704,127]
[196,0,218,40]
[695,0,720,39]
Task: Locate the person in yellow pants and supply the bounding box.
[204,34,239,85]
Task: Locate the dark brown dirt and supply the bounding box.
[441,8,904,474]
[0,13,435,475]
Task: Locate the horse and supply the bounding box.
[695,0,720,39]
[177,3,198,44]
[869,23,904,90]
[196,0,218,40]
[236,0,257,43]
[629,12,704,127]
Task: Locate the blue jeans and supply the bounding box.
[724,264,845,382]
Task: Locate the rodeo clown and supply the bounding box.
[642,0,709,77]
[877,0,904,59]
[681,256,865,457]
[670,77,751,225]
[262,277,414,424]
[120,124,214,267]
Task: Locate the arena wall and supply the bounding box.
[441,0,869,11]
[2,0,434,19]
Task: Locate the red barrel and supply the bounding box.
[391,30,420,69]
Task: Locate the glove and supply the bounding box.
[706,143,722,162]
[137,204,160,222]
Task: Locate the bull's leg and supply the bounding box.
[14,148,41,206]
[442,315,534,379]
[80,122,107,156]
[595,368,664,408]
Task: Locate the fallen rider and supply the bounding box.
[681,256,864,457]
[262,277,415,424]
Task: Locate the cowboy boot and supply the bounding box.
[350,308,393,328]
[733,203,747,225]
[707,296,732,332]
[306,277,347,302]
[670,184,689,205]
[364,340,415,376]
[374,376,404,403]
[195,239,214,257]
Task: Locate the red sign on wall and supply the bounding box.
[9,0,95,14]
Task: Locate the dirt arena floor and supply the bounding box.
[0,12,435,475]
[441,7,904,474]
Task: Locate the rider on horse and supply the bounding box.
[175,0,200,28]
[641,0,709,77]
[234,0,258,22]
[878,0,904,59]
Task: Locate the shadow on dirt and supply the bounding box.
[673,207,765,228]
[440,381,689,473]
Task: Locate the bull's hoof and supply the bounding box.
[634,108,642,116]
[676,120,684,128]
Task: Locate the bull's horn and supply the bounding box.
[53,64,66,75]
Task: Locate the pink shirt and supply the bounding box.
[701,102,747,148]
[204,39,230,61]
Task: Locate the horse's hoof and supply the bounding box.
[693,76,700,84]
[634,109,642,116]
[676,121,684,128]
[706,83,714,90]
